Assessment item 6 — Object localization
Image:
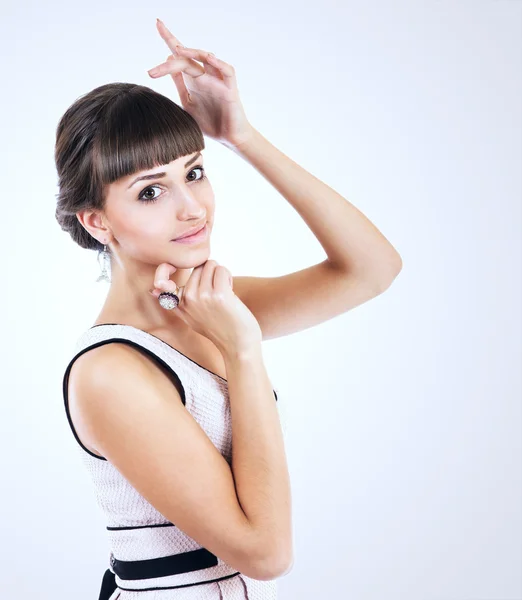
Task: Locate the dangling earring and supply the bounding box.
[96,243,112,283]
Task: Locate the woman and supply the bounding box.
[57,18,402,600]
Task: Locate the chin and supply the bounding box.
[175,247,211,268]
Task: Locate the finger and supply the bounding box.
[175,47,214,63]
[183,264,204,299]
[148,56,204,79]
[154,263,178,290]
[175,46,222,78]
[154,262,177,286]
[175,47,236,89]
[166,55,191,104]
[155,19,185,55]
[213,266,233,293]
[199,260,218,294]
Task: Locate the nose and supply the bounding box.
[176,192,207,221]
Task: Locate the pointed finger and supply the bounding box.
[156,19,185,55]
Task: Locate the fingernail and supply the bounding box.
[156,279,167,287]
[148,68,160,76]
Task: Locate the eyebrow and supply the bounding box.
[126,152,202,189]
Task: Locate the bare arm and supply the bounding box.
[222,343,293,576]
[70,343,291,581]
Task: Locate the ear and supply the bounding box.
[76,209,109,243]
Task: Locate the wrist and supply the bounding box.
[223,124,258,153]
[220,341,263,365]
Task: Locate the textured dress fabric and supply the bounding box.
[62,323,281,600]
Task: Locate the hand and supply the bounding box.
[150,260,262,354]
[148,19,255,149]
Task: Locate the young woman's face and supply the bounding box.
[103,150,214,270]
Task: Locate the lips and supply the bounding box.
[174,222,206,240]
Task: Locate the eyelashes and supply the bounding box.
[137,165,207,203]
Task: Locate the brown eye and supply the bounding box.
[138,185,162,203]
[188,166,206,182]
[137,166,206,203]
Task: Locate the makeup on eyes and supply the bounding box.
[127,151,203,190]
[137,165,207,203]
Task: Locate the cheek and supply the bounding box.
[205,195,216,220]
[114,211,168,253]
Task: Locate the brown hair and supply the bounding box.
[54,82,205,253]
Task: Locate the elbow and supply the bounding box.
[275,553,294,578]
[252,556,293,581]
[251,541,294,581]
[374,257,403,294]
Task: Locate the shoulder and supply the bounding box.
[68,341,185,452]
[72,341,152,380]
[69,341,183,416]
[72,339,177,387]
[66,343,152,459]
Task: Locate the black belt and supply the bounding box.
[98,548,241,599]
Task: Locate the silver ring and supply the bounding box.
[158,285,184,310]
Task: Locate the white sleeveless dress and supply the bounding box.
[62,323,281,600]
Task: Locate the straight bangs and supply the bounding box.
[91,86,205,191]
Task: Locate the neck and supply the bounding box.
[97,264,193,334]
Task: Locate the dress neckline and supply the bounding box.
[89,323,228,383]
